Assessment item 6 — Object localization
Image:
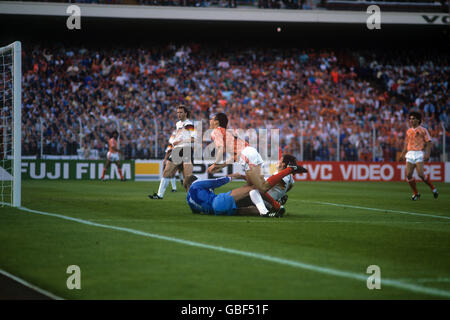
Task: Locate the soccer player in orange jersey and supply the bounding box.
[207,112,307,216]
[101,130,125,181]
[399,112,438,200]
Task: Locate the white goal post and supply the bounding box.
[0,41,21,207]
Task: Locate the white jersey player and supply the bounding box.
[164,130,183,192]
[149,105,196,200]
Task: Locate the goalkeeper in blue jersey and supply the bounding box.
[184,175,283,217]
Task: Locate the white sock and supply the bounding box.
[249,190,269,216]
[157,178,170,198]
[171,177,177,190]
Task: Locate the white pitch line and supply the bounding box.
[302,200,450,221]
[398,278,450,284]
[6,205,450,299]
[0,269,64,300]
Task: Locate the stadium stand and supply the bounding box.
[16,0,449,11]
[17,43,448,162]
[323,0,448,13]
[17,0,319,9]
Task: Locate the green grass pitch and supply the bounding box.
[0,180,449,299]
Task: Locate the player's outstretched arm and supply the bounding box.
[207,145,227,173]
[228,172,247,181]
[207,162,228,174]
[193,177,231,190]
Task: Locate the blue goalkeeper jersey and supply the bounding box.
[186,177,231,214]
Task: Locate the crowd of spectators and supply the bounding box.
[20,0,449,11]
[18,42,449,162]
[21,0,317,9]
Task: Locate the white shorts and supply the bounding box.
[238,146,263,172]
[107,152,119,162]
[405,151,424,164]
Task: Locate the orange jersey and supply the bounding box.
[406,126,431,151]
[109,137,118,153]
[211,127,249,160]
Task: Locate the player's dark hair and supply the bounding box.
[177,104,190,118]
[282,154,297,167]
[215,113,228,128]
[111,130,119,137]
[184,175,198,190]
[409,111,422,124]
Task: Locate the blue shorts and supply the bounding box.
[212,191,237,216]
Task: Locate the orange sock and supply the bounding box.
[267,167,293,188]
[118,167,124,180]
[408,178,418,195]
[263,192,280,210]
[423,176,435,191]
[101,168,106,179]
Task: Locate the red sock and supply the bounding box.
[423,176,435,190]
[267,167,293,188]
[408,178,418,195]
[263,192,280,210]
[101,168,106,179]
[118,167,124,180]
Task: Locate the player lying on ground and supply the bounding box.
[234,154,296,216]
[184,175,284,218]
[399,111,438,201]
[206,112,307,215]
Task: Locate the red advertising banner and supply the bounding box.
[294,162,444,182]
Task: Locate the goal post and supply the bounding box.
[0,41,21,207]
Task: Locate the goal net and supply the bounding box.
[0,41,21,207]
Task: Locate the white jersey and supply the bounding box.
[165,131,177,153]
[173,119,196,148]
[264,172,294,209]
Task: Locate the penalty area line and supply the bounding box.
[8,204,450,299]
[302,200,450,221]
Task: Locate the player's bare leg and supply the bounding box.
[178,166,184,187]
[244,166,278,210]
[245,162,306,213]
[415,162,438,199]
[230,185,282,217]
[150,161,178,199]
[114,161,125,181]
[406,162,420,200]
[168,166,179,192]
[101,159,111,181]
[182,163,193,180]
[230,185,255,202]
